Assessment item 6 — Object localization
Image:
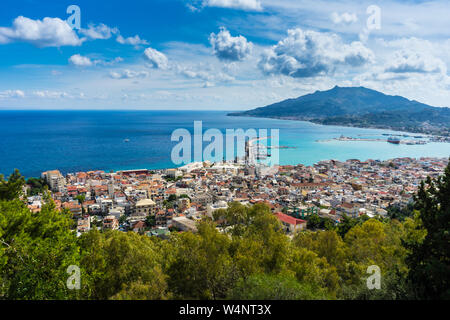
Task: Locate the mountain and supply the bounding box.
[228,86,450,135]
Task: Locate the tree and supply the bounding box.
[405,160,450,299]
[26,177,49,196]
[288,247,339,298]
[228,273,329,300]
[77,230,169,299]
[0,169,26,201]
[167,221,235,299]
[75,194,86,204]
[146,215,156,229]
[0,197,80,299]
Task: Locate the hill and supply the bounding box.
[228,86,450,135]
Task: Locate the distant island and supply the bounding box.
[228,86,450,137]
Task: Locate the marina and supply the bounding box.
[316,135,430,145]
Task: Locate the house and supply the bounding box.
[62,201,82,217]
[172,216,197,232]
[276,212,307,233]
[135,198,156,216]
[77,217,91,233]
[132,221,146,233]
[103,215,119,230]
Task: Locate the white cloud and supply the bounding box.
[206,0,262,11]
[179,67,235,83]
[143,47,169,69]
[385,49,447,74]
[69,55,123,67]
[209,27,253,61]
[0,90,25,99]
[33,90,71,99]
[116,34,148,46]
[109,69,150,79]
[331,12,358,25]
[78,23,118,40]
[0,16,83,47]
[79,23,149,48]
[69,54,93,67]
[258,28,374,78]
[188,0,263,11]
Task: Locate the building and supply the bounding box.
[62,201,82,217]
[172,216,197,232]
[103,215,119,230]
[166,168,181,179]
[77,217,91,234]
[276,212,307,233]
[131,221,146,233]
[135,198,157,216]
[191,193,214,207]
[42,170,66,192]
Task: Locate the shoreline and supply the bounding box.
[14,156,450,180]
[227,114,448,138]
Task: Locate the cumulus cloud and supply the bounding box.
[188,0,263,11]
[331,12,358,25]
[385,49,447,74]
[258,28,374,78]
[209,27,252,61]
[0,16,83,47]
[69,54,93,67]
[143,47,169,69]
[0,90,25,99]
[108,69,149,79]
[78,23,118,40]
[116,34,148,46]
[69,55,123,67]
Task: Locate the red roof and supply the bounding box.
[276,212,306,226]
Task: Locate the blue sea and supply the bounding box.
[1,110,449,178]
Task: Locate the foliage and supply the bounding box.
[405,160,450,299]
[26,177,49,196]
[0,197,79,299]
[0,169,26,201]
[228,273,329,300]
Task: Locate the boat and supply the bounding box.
[387,136,400,144]
[124,139,130,143]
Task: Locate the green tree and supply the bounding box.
[167,221,235,299]
[228,273,329,300]
[405,160,450,299]
[0,197,80,299]
[0,169,26,201]
[26,177,49,196]
[75,194,86,204]
[77,229,169,300]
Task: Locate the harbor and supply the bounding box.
[316,135,429,145]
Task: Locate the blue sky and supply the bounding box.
[0,0,449,109]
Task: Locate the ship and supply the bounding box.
[387,136,400,144]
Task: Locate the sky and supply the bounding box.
[0,0,449,110]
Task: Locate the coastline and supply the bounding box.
[2,110,450,178]
[227,113,447,138]
[18,156,450,180]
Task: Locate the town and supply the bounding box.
[26,157,449,238]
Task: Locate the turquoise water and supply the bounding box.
[0,110,449,177]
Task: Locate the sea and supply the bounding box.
[1,110,449,178]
